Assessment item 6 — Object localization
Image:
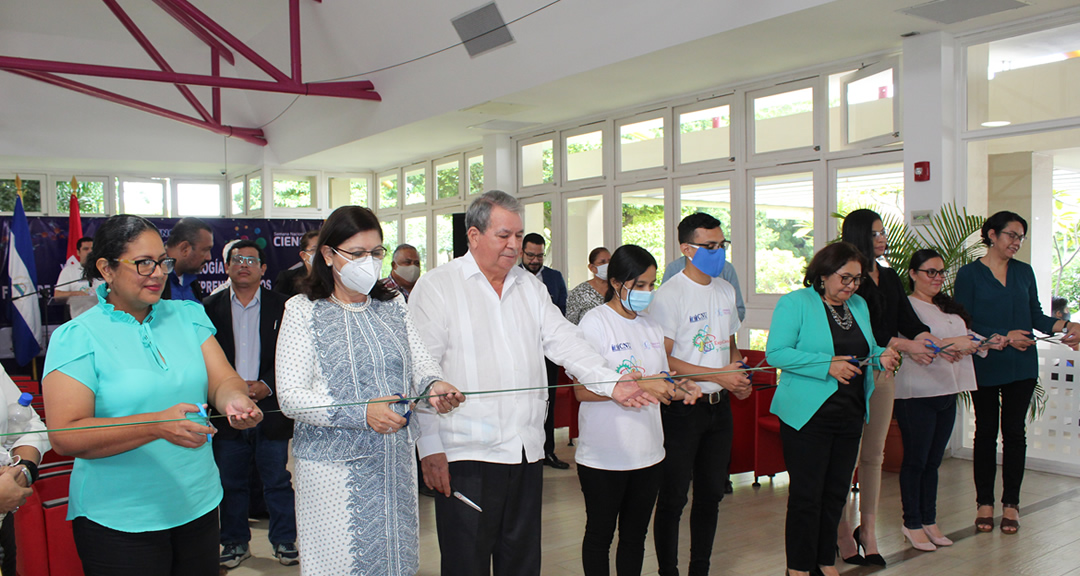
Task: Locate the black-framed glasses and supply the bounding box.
[688,240,731,250]
[522,250,546,260]
[999,230,1026,244]
[230,255,261,267]
[116,257,176,277]
[834,273,863,287]
[871,229,888,239]
[916,268,946,278]
[333,246,387,260]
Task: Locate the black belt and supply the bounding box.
[705,390,729,404]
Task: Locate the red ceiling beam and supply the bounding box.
[151,0,235,66]
[290,0,302,82]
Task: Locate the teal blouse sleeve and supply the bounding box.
[42,322,99,393]
[175,300,217,343]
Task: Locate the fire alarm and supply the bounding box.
[914,161,930,182]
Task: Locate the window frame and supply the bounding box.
[403,162,430,208]
[517,132,560,193]
[615,110,670,179]
[51,175,111,217]
[326,172,374,210]
[674,96,736,171]
[746,78,822,163]
[270,171,319,214]
[465,150,485,196]
[172,178,225,218]
[614,179,675,269]
[433,154,465,206]
[117,176,169,217]
[838,58,902,150]
[377,169,403,213]
[561,122,608,187]
[0,173,47,216]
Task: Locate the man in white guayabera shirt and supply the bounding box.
[410,190,668,576]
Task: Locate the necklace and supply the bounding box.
[824,298,854,330]
[330,293,370,312]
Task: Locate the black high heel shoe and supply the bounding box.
[853,526,886,567]
[837,545,866,566]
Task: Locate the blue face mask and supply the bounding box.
[620,285,654,312]
[689,245,726,278]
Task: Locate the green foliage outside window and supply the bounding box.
[273,179,312,208]
[56,180,105,214]
[0,179,41,212]
[437,165,459,200]
[469,160,484,195]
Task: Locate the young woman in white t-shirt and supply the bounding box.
[575,244,701,576]
[895,249,1006,551]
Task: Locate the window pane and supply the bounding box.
[566,195,604,288]
[380,173,399,209]
[436,160,460,200]
[846,69,894,143]
[351,179,368,207]
[621,187,666,281]
[404,216,427,272]
[405,167,426,205]
[523,201,553,266]
[829,70,857,151]
[620,117,664,172]
[680,105,730,164]
[177,183,222,216]
[0,178,41,212]
[380,219,399,278]
[754,87,814,154]
[748,329,769,351]
[836,163,904,225]
[566,131,603,181]
[273,176,313,209]
[328,177,368,209]
[248,176,262,211]
[230,181,244,215]
[753,172,814,294]
[468,155,484,195]
[680,180,732,263]
[122,180,165,216]
[56,179,106,214]
[521,140,554,187]
[436,213,456,266]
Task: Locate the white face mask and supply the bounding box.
[332,249,381,295]
[595,263,609,281]
[395,264,420,284]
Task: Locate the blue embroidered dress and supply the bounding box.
[276,294,444,576]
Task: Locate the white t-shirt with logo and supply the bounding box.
[576,304,666,471]
[648,272,740,394]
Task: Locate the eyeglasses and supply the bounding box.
[230,255,261,267]
[834,273,864,287]
[998,230,1026,244]
[333,246,386,260]
[871,229,888,239]
[115,257,176,277]
[689,240,732,250]
[522,250,546,260]
[916,268,946,278]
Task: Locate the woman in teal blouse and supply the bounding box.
[43,215,262,576]
[953,211,1080,534]
[766,242,899,576]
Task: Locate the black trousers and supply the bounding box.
[0,511,14,576]
[72,508,219,576]
[971,378,1037,506]
[435,455,543,576]
[577,463,663,576]
[780,411,862,571]
[653,399,732,576]
[544,358,559,455]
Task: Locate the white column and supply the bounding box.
[901,31,957,218]
[482,134,514,194]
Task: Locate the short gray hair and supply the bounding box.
[392,243,418,259]
[465,190,523,234]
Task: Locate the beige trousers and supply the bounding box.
[852,369,895,516]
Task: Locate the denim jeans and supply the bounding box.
[213,428,296,546]
[894,395,956,529]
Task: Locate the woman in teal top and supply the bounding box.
[43,215,262,576]
[766,242,898,576]
[953,211,1080,534]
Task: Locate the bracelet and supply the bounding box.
[18,465,32,487]
[21,460,38,484]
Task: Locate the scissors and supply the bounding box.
[659,371,693,396]
[847,356,874,368]
[924,339,955,355]
[392,393,413,428]
[196,405,213,443]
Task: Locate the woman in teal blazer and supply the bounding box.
[766,242,899,576]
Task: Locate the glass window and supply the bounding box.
[230,180,244,215]
[748,329,770,351]
[619,117,665,172]
[835,163,904,225]
[436,212,456,266]
[328,177,369,209]
[566,130,603,181]
[273,176,314,209]
[521,139,555,187]
[679,105,731,164]
[680,180,732,262]
[56,179,106,215]
[523,201,553,266]
[968,22,1080,130]
[829,70,858,151]
[405,166,426,206]
[380,172,399,210]
[0,177,41,212]
[380,218,399,278]
[753,86,815,154]
[404,215,428,271]
[121,179,166,216]
[177,182,222,216]
[468,154,484,195]
[248,175,262,211]
[752,171,814,294]
[620,187,666,281]
[844,67,896,145]
[566,195,605,288]
[436,160,461,200]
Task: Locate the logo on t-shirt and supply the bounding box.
[616,355,645,375]
[688,312,708,323]
[642,339,664,350]
[611,342,632,352]
[692,325,718,353]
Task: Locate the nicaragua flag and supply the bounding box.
[7,193,42,365]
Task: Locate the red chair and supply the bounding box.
[552,367,580,443]
[14,469,84,576]
[739,350,786,487]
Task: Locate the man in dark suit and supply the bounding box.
[520,232,570,469]
[274,228,319,298]
[162,217,213,301]
[203,240,298,569]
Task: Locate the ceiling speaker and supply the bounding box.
[452,2,515,58]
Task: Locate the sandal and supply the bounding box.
[1000,503,1020,534]
[975,505,994,533]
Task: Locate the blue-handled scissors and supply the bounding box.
[847,356,874,368]
[660,371,692,395]
[392,393,413,428]
[924,339,954,355]
[196,405,212,443]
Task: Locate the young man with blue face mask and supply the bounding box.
[648,212,751,576]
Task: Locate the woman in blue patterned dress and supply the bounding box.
[277,206,464,576]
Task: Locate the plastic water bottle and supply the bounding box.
[7,392,34,436]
